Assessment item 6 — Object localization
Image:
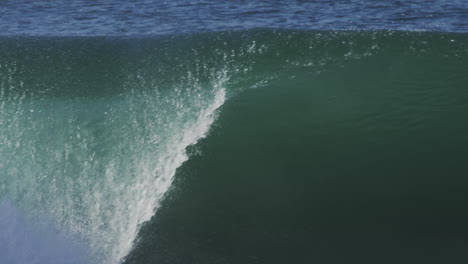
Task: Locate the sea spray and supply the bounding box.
[0,55,228,263]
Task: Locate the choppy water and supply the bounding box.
[1,2,468,264]
[1,0,468,35]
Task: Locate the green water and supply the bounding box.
[125,31,468,264]
[1,30,467,264]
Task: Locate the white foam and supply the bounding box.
[0,67,228,264]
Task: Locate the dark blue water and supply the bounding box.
[1,0,468,36]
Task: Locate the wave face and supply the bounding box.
[124,31,468,263]
[1,30,468,263]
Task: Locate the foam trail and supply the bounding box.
[102,81,227,263]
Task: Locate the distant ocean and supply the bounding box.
[1,1,468,264]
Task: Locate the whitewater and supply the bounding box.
[0,36,232,263]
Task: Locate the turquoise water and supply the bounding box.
[1,12,468,264]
